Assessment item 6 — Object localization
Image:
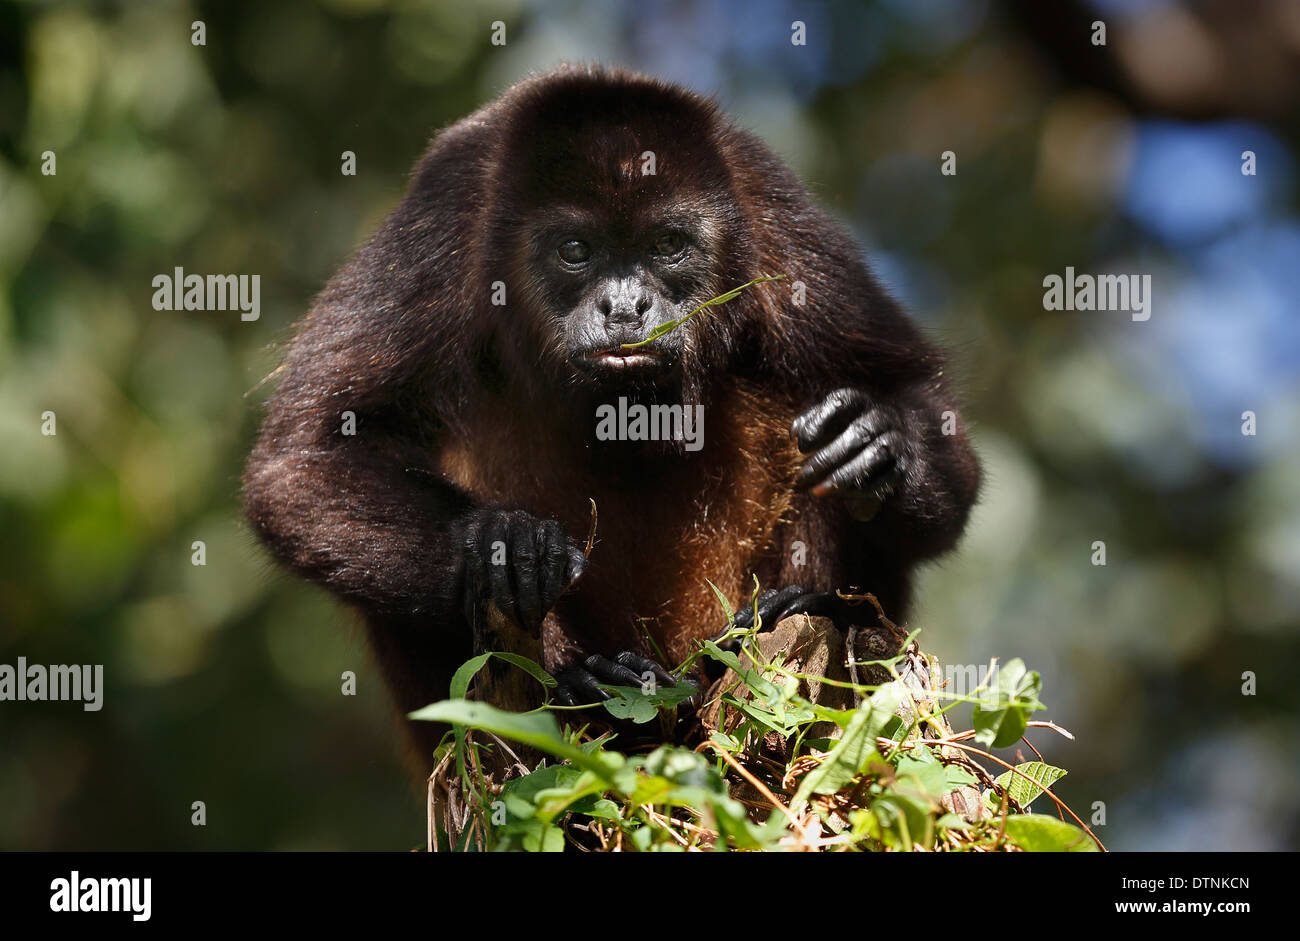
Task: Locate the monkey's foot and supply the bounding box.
[554,651,686,707]
[716,586,845,650]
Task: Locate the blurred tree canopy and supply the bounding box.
[0,0,1297,850]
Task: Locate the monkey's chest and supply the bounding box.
[436,393,801,662]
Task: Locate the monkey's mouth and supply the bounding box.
[585,347,661,369]
[572,345,677,384]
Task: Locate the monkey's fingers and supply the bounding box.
[555,658,700,715]
[808,430,904,497]
[570,652,701,710]
[796,409,889,489]
[613,651,679,689]
[554,666,611,706]
[565,545,586,582]
[479,518,522,625]
[791,387,868,453]
[511,526,544,628]
[464,509,586,632]
[582,654,646,688]
[536,523,585,614]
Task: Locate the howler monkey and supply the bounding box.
[243,66,980,759]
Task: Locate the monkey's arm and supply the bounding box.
[729,132,979,566]
[244,422,587,630]
[745,275,980,570]
[244,426,470,619]
[245,417,687,713]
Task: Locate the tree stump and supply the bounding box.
[430,601,984,850]
[697,611,986,822]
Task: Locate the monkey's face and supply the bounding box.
[520,198,726,391]
[494,81,742,396]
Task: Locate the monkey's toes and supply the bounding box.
[720,586,844,642]
[554,651,693,707]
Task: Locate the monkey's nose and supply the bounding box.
[598,286,652,325]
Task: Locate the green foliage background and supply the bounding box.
[0,0,1296,850]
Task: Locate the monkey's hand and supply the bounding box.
[792,388,908,521]
[554,652,689,708]
[460,507,587,633]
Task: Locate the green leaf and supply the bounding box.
[993,761,1067,809]
[629,825,653,851]
[871,792,933,851]
[532,773,613,820]
[499,763,581,803]
[621,276,784,349]
[449,653,492,700]
[408,699,605,774]
[895,745,978,800]
[935,813,973,831]
[1003,814,1098,852]
[599,682,698,724]
[791,682,903,811]
[448,651,553,701]
[705,578,734,623]
[709,731,740,750]
[586,799,622,821]
[720,694,804,738]
[701,640,746,677]
[701,641,781,700]
[519,820,566,853]
[600,687,660,724]
[972,658,1044,748]
[492,653,555,688]
[808,704,861,730]
[643,746,726,793]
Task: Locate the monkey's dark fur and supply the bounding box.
[244,66,980,762]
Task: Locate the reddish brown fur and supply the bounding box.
[437,378,802,668]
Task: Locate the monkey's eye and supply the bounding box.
[650,232,686,257]
[557,240,591,264]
